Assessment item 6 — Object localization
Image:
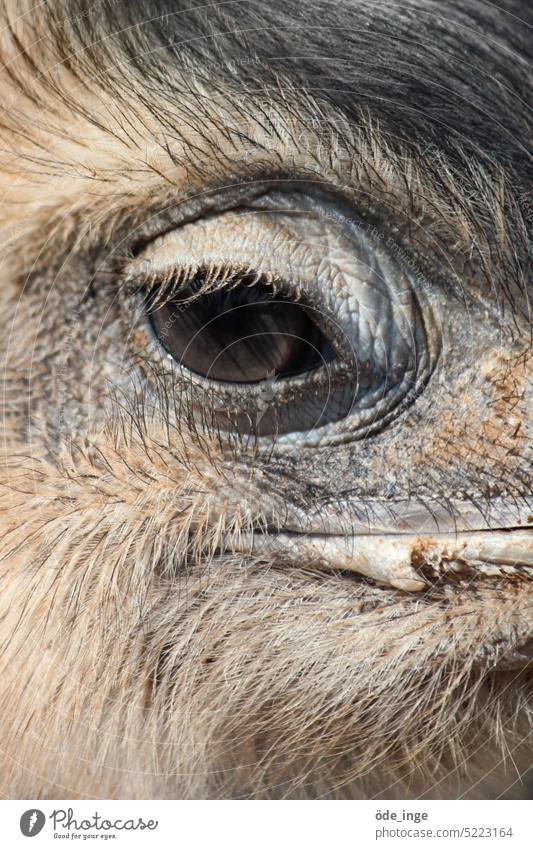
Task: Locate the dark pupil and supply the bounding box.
[148,276,333,383]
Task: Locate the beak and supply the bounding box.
[232,527,533,592]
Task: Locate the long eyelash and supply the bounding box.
[125,259,292,311]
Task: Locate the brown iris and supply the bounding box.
[148,276,333,383]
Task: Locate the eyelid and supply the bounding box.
[109,160,472,333]
[128,191,441,447]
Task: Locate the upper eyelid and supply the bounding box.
[18,169,467,328]
[0,26,507,261]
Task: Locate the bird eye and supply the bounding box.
[148,274,335,384]
[130,191,439,443]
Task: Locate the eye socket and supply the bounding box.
[129,191,439,444]
[148,273,335,384]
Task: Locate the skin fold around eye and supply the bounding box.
[126,192,440,442]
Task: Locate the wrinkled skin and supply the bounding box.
[0,0,531,799]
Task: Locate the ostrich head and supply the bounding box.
[0,0,531,799]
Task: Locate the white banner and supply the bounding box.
[1,799,531,849]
